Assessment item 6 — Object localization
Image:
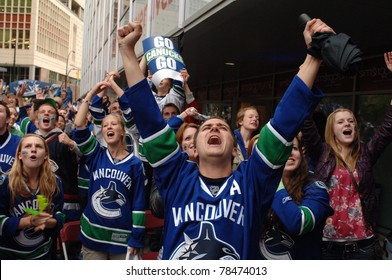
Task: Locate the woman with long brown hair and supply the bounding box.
[0,134,64,259]
[302,98,392,259]
[302,53,392,259]
[258,135,333,259]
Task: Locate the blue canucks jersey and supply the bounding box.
[0,176,64,259]
[73,128,146,253]
[0,133,21,175]
[125,76,323,259]
[259,180,333,259]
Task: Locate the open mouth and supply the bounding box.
[107,131,115,138]
[343,129,352,135]
[30,155,37,160]
[43,117,50,124]
[208,135,221,145]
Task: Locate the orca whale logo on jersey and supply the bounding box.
[259,226,294,260]
[91,181,126,218]
[170,221,240,260]
[14,226,45,247]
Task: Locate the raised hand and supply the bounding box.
[304,18,335,48]
[180,68,190,84]
[117,22,143,50]
[105,71,120,82]
[16,82,27,98]
[35,88,45,99]
[384,51,392,72]
[118,22,145,87]
[58,132,73,146]
[88,81,111,99]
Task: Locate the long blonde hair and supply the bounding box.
[8,134,59,210]
[324,108,361,170]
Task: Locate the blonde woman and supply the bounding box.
[0,134,64,259]
[74,81,146,260]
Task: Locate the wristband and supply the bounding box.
[82,99,90,105]
[306,47,322,59]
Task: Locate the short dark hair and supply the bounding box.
[194,116,237,148]
[162,103,180,115]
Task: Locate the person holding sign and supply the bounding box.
[143,36,186,88]
[118,18,331,259]
[0,134,64,259]
[142,36,188,112]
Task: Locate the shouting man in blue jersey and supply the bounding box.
[118,19,334,259]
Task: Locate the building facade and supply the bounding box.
[0,0,84,99]
[81,0,229,95]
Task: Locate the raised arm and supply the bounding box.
[119,22,179,171]
[118,22,145,87]
[15,82,27,108]
[265,18,332,143]
[74,81,110,129]
[139,55,148,77]
[106,71,123,97]
[297,18,335,89]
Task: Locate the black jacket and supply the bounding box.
[38,129,78,198]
